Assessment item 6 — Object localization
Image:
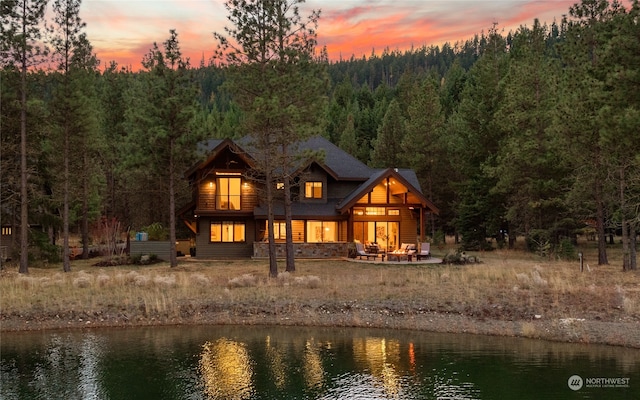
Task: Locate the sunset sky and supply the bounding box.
[80,0,579,70]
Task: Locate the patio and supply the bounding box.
[346,256,442,265]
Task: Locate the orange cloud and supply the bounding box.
[82,0,579,69]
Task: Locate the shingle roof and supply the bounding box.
[254,200,344,218]
[199,135,373,181]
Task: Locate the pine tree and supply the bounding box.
[370,99,405,168]
[49,0,100,271]
[338,113,358,157]
[446,25,509,250]
[401,77,444,238]
[491,20,570,251]
[1,0,49,273]
[125,30,201,268]
[556,0,630,265]
[215,0,327,276]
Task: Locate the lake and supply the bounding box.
[1,325,638,399]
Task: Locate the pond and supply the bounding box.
[1,325,638,399]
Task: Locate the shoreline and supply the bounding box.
[2,255,639,348]
[3,304,639,348]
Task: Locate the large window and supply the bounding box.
[353,221,399,251]
[211,222,245,242]
[306,221,337,242]
[304,181,322,199]
[216,177,241,210]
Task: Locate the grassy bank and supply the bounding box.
[1,247,639,347]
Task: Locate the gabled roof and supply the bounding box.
[184,138,254,178]
[337,168,439,214]
[299,136,372,180]
[187,135,373,181]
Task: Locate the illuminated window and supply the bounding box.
[388,209,400,216]
[216,177,241,210]
[276,182,284,190]
[305,181,322,199]
[1,227,11,236]
[365,207,386,216]
[306,221,337,242]
[273,222,286,240]
[210,222,245,242]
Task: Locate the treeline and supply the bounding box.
[1,0,638,271]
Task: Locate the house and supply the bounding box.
[179,136,439,259]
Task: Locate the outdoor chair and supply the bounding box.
[355,242,378,260]
[417,242,431,260]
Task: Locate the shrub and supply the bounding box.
[526,229,551,257]
[555,238,577,260]
[141,222,169,241]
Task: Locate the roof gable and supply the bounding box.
[337,168,439,214]
[184,138,254,179]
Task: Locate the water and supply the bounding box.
[1,325,638,399]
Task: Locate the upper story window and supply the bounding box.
[305,181,322,199]
[1,227,11,236]
[216,177,241,210]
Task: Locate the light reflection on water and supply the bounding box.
[200,338,254,400]
[1,325,639,400]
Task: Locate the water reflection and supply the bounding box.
[1,325,639,400]
[200,338,253,400]
[303,338,325,391]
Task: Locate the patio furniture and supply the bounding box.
[355,242,379,260]
[416,242,431,260]
[387,243,416,261]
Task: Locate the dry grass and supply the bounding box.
[1,246,639,346]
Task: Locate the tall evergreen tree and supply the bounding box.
[338,113,358,156]
[556,0,628,265]
[370,99,405,168]
[1,0,49,273]
[401,77,444,239]
[598,1,640,270]
[98,62,131,223]
[215,0,327,276]
[49,0,99,271]
[491,20,570,251]
[446,25,509,250]
[125,30,201,268]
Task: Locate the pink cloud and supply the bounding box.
[82,0,580,69]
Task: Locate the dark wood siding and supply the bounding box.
[195,218,255,258]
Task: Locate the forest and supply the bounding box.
[1,0,639,272]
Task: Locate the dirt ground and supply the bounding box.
[2,295,639,348]
[1,251,639,348]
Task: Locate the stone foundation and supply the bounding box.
[253,242,349,258]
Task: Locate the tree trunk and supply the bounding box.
[595,182,608,265]
[81,151,89,259]
[63,122,71,272]
[265,168,278,278]
[283,145,295,273]
[169,142,177,268]
[620,167,629,271]
[19,13,29,275]
[630,222,637,271]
